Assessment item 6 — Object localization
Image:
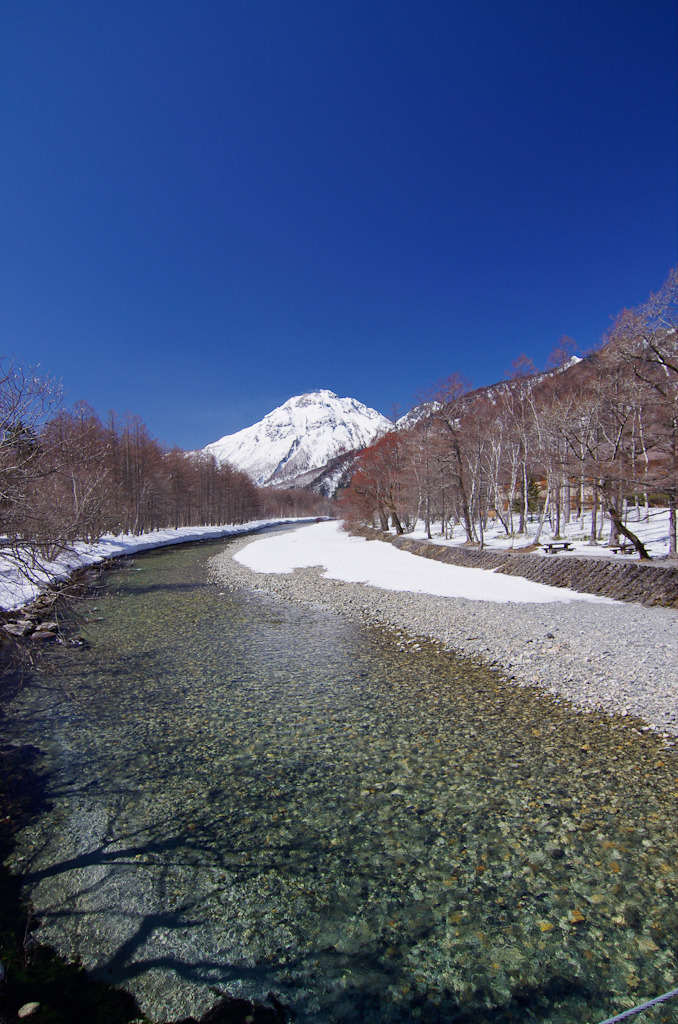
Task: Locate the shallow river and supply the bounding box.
[5,534,678,1022]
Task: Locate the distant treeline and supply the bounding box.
[341,268,678,558]
[0,375,329,569]
[4,267,676,579]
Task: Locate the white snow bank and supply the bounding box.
[234,521,614,604]
[0,519,308,611]
[410,507,673,559]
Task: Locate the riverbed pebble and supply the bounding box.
[17,1003,41,1019]
[210,533,678,739]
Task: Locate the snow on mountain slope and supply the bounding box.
[202,390,391,486]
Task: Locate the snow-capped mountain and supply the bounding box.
[202,390,392,487]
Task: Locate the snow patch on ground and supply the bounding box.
[411,507,673,559]
[234,520,614,604]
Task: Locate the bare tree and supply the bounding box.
[341,432,410,533]
[605,268,678,556]
[0,358,66,569]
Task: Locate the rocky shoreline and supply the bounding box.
[210,533,678,740]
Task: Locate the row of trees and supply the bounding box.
[0,371,328,578]
[3,267,675,583]
[342,268,678,558]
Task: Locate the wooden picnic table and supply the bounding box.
[541,541,574,554]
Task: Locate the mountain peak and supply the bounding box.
[203,391,390,487]
[284,389,338,407]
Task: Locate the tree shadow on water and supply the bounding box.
[0,741,292,1022]
[285,950,600,1024]
[0,740,144,1021]
[2,734,621,1024]
[12,785,621,1024]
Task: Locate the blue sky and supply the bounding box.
[1,1,676,449]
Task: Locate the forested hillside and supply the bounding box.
[342,268,678,558]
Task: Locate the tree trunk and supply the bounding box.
[553,480,561,538]
[590,480,598,544]
[520,463,528,532]
[391,510,404,534]
[668,494,677,558]
[608,486,620,546]
[606,504,651,559]
[533,490,550,545]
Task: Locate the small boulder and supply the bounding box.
[30,629,57,642]
[30,614,59,638]
[2,620,34,637]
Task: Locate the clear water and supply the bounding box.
[4,536,678,1023]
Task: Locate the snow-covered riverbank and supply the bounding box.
[211,521,678,739]
[0,519,309,612]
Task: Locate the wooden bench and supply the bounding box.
[541,541,574,555]
[610,542,632,554]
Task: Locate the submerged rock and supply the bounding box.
[3,620,34,637]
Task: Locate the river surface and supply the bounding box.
[4,533,678,1023]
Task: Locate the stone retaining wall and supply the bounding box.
[376,533,678,607]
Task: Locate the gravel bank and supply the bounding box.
[210,533,678,740]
